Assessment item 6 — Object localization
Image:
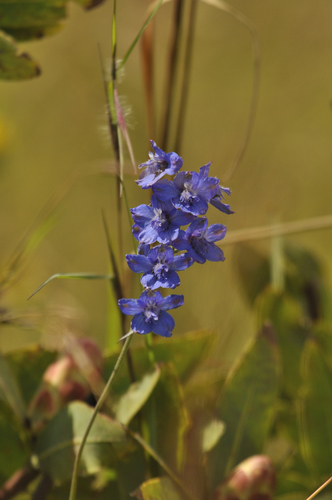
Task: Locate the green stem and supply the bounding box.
[68,335,133,500]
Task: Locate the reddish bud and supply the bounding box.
[27,337,103,432]
[214,455,276,500]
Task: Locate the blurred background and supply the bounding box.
[0,0,331,364]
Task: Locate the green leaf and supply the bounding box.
[114,365,161,426]
[0,29,40,79]
[0,401,30,482]
[234,243,270,305]
[131,476,183,500]
[143,363,189,473]
[47,474,121,500]
[298,339,332,480]
[35,401,131,483]
[206,324,279,490]
[255,289,308,399]
[4,24,63,41]
[0,2,65,28]
[116,447,146,500]
[6,346,57,406]
[202,419,226,453]
[72,0,105,9]
[0,352,25,422]
[104,329,215,395]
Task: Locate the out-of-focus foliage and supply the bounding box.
[0,0,105,80]
[1,240,332,498]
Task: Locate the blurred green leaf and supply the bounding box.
[284,243,329,322]
[116,447,146,500]
[0,2,65,28]
[72,0,104,9]
[6,346,57,406]
[256,289,308,398]
[0,352,25,422]
[202,419,226,453]
[4,24,63,41]
[143,363,189,473]
[48,474,121,500]
[0,30,40,79]
[234,243,270,305]
[114,365,160,426]
[104,329,215,395]
[297,339,332,480]
[35,401,131,483]
[131,476,183,500]
[0,401,30,482]
[206,324,279,490]
[0,0,105,79]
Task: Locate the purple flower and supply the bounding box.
[136,140,183,188]
[152,163,219,216]
[118,290,184,337]
[131,195,194,245]
[174,217,227,264]
[210,186,234,215]
[126,245,193,290]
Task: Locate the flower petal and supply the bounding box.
[151,311,175,337]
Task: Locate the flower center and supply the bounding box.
[144,300,160,323]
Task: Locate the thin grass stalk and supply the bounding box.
[221,213,332,247]
[126,426,198,500]
[160,0,185,150]
[174,0,198,153]
[141,18,155,139]
[68,335,133,500]
[306,475,332,500]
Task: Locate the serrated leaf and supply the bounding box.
[35,401,131,483]
[206,324,279,490]
[132,476,183,500]
[0,352,25,422]
[0,30,40,79]
[298,339,332,480]
[114,365,160,425]
[143,363,189,473]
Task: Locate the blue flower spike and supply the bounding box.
[118,290,184,337]
[118,141,233,338]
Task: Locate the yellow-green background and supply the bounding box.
[0,0,331,362]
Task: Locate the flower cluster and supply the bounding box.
[118,140,233,338]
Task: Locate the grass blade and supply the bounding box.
[28,272,113,300]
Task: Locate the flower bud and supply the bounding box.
[213,455,276,500]
[27,337,103,432]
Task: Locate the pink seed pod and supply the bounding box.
[213,455,276,500]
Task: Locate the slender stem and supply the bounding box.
[0,464,39,500]
[306,475,332,500]
[68,335,133,500]
[160,0,185,150]
[174,0,198,153]
[126,427,198,500]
